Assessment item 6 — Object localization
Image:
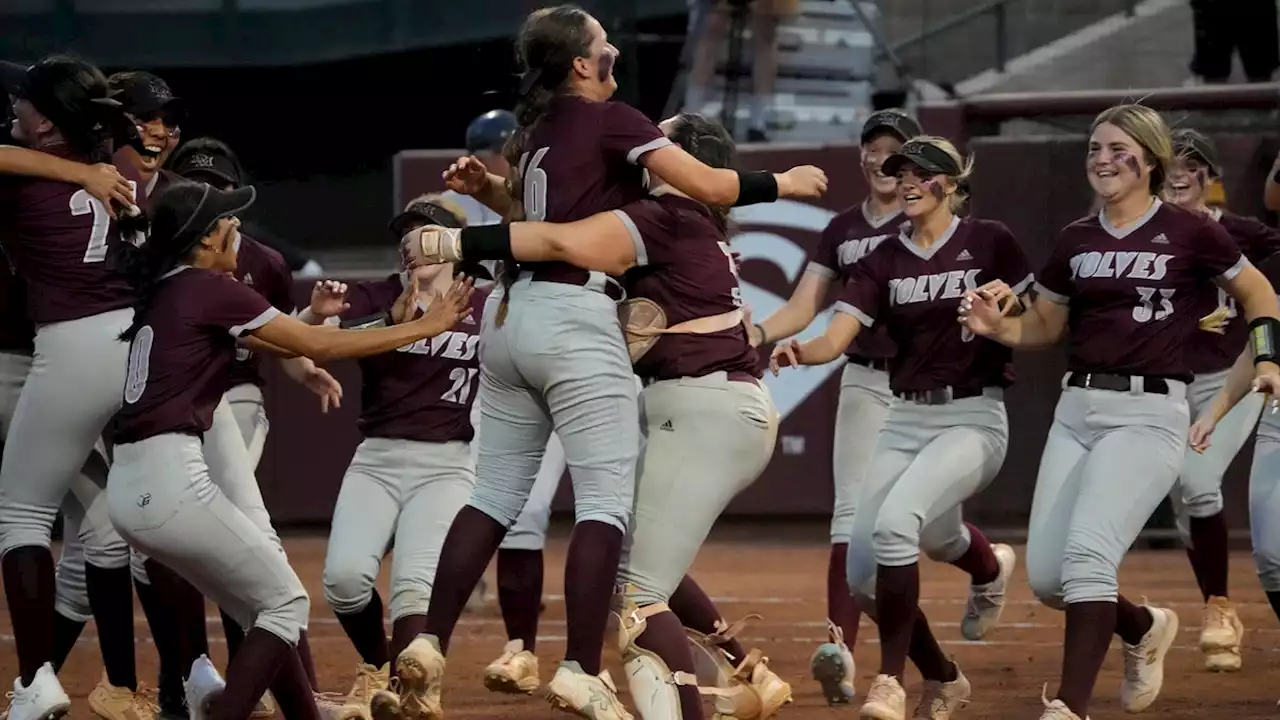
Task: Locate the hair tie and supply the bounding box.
[518,68,544,96]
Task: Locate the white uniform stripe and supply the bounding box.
[1010,273,1035,296]
[1220,254,1250,283]
[627,137,673,165]
[1034,282,1069,305]
[833,301,875,328]
[805,262,837,279]
[613,209,648,267]
[230,307,281,337]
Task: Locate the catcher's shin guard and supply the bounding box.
[616,597,699,720]
[685,618,793,720]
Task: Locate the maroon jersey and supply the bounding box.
[617,193,758,381]
[1187,210,1280,374]
[340,275,486,444]
[808,201,901,362]
[838,217,1033,394]
[114,268,281,443]
[0,148,135,324]
[0,254,34,355]
[1036,201,1246,380]
[518,95,671,283]
[227,235,295,389]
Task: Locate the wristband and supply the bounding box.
[733,170,779,207]
[1249,316,1280,364]
[340,312,391,330]
[753,323,768,345]
[461,224,515,261]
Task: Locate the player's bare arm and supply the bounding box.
[1218,263,1280,379]
[250,277,474,362]
[279,355,343,413]
[961,292,1066,349]
[0,146,134,212]
[297,280,349,325]
[770,311,861,374]
[752,271,829,347]
[400,214,637,277]
[240,336,301,359]
[442,156,513,217]
[642,144,827,206]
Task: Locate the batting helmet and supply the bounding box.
[465,109,517,155]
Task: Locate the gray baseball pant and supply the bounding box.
[323,438,475,620]
[1169,368,1263,545]
[619,374,778,605]
[226,383,270,470]
[1026,378,1188,608]
[1249,412,1280,592]
[131,397,281,585]
[471,395,566,552]
[0,350,125,622]
[468,277,636,533]
[845,391,1008,598]
[0,309,132,556]
[830,362,892,543]
[108,432,309,644]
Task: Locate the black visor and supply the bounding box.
[860,110,922,144]
[389,201,465,238]
[881,141,961,177]
[151,183,256,255]
[1171,129,1219,177]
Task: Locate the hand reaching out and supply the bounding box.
[442,156,491,195]
[768,339,803,375]
[416,276,476,335]
[308,280,350,319]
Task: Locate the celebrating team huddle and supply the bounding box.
[3,3,1280,720]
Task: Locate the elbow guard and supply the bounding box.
[1249,316,1280,364]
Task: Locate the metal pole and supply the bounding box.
[722,1,749,138]
[994,3,1007,72]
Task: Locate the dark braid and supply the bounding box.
[110,182,217,341]
[21,55,120,162]
[666,113,737,233]
[496,5,594,319]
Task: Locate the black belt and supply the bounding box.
[893,386,991,405]
[1065,372,1170,394]
[848,356,890,372]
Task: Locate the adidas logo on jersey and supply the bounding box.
[660,419,674,431]
[956,249,973,262]
[1150,233,1169,244]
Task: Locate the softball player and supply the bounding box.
[1188,330,1280,651]
[392,7,824,720]
[449,110,566,688]
[961,104,1280,720]
[105,180,474,720]
[408,111,794,720]
[300,196,485,720]
[0,56,147,720]
[773,136,1023,720]
[752,109,922,704]
[1161,128,1280,673]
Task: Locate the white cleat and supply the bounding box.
[1038,686,1089,720]
[396,635,446,720]
[859,674,905,720]
[184,656,226,720]
[961,544,1016,641]
[3,664,70,720]
[545,661,633,720]
[809,621,855,705]
[1199,595,1244,672]
[484,639,541,694]
[1120,601,1178,713]
[911,664,970,720]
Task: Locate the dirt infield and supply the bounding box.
[13,527,1280,719]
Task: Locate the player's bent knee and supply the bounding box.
[322,566,377,616]
[81,539,131,571]
[1181,488,1225,519]
[1025,560,1067,610]
[466,495,523,531]
[129,550,150,585]
[388,579,431,621]
[844,543,877,595]
[573,508,628,534]
[1059,554,1119,604]
[53,571,92,622]
[254,590,310,646]
[870,518,921,567]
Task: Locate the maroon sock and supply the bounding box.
[85,563,137,690]
[297,630,319,690]
[269,643,323,720]
[907,610,956,683]
[215,628,301,720]
[3,546,55,685]
[145,559,209,667]
[221,609,246,666]
[424,506,506,653]
[336,591,389,667]
[669,575,745,664]
[390,614,428,663]
[497,548,543,651]
[1188,513,1230,599]
[949,523,1000,585]
[136,577,183,702]
[1267,591,1280,625]
[563,520,624,676]
[1055,601,1116,718]
[51,611,85,672]
[634,610,705,720]
[1114,595,1153,645]
[1185,547,1207,599]
[874,563,920,680]
[827,543,862,646]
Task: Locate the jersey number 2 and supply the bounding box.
[71,180,139,263]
